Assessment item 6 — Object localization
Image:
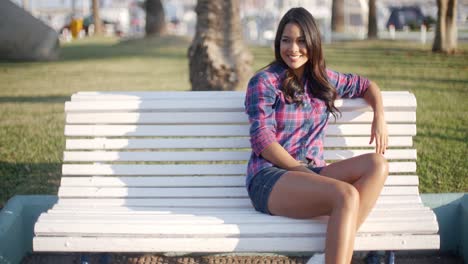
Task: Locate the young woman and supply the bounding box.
[244,7,389,264]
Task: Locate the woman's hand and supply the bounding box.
[370,113,388,154]
[363,81,387,155]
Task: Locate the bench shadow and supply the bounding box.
[0,95,69,103]
[0,162,61,208]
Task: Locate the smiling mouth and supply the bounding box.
[288,54,303,59]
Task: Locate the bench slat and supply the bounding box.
[63,149,417,162]
[65,136,413,149]
[62,162,416,175]
[71,91,411,101]
[72,91,247,100]
[37,209,436,223]
[52,195,423,207]
[46,206,432,217]
[60,175,419,187]
[34,220,438,238]
[66,111,416,124]
[57,186,420,198]
[33,235,439,252]
[65,96,416,112]
[64,124,416,137]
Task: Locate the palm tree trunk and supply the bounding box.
[367,0,378,39]
[145,0,166,36]
[332,0,345,32]
[433,0,457,53]
[92,0,103,35]
[188,0,253,91]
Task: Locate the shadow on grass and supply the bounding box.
[59,35,191,61]
[0,162,61,208]
[0,95,69,103]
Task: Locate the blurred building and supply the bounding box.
[9,0,141,36]
[7,0,467,43]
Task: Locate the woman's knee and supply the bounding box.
[333,182,360,210]
[366,153,389,178]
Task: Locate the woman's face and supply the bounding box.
[280,22,309,78]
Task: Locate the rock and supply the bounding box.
[0,0,59,61]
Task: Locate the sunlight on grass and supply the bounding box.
[0,36,467,206]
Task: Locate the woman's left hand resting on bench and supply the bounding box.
[364,81,389,155]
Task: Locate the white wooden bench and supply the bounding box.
[33,91,439,257]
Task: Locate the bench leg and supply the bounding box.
[99,253,110,264]
[80,254,90,264]
[385,251,395,264]
[364,251,380,264]
[80,253,110,264]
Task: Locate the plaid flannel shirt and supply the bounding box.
[244,62,370,188]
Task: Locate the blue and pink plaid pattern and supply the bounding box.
[244,63,370,188]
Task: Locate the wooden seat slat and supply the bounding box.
[71,90,410,101]
[34,220,438,238]
[61,162,416,175]
[52,195,423,207]
[47,204,431,215]
[63,149,417,162]
[64,124,416,137]
[57,186,420,198]
[65,96,416,112]
[65,136,413,149]
[37,210,436,223]
[33,235,439,252]
[66,111,416,124]
[60,175,419,187]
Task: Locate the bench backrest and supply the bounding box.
[57,91,419,208]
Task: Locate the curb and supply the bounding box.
[0,193,466,264]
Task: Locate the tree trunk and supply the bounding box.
[145,0,166,36]
[332,0,345,32]
[433,0,457,53]
[188,0,253,91]
[367,0,378,39]
[92,0,103,35]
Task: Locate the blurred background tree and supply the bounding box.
[368,0,378,39]
[91,0,103,35]
[188,0,253,91]
[145,0,166,36]
[433,0,457,53]
[332,0,345,32]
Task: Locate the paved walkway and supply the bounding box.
[21,253,463,264]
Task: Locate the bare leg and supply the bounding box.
[320,153,388,262]
[268,171,359,264]
[266,153,388,263]
[320,153,389,228]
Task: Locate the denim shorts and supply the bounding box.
[247,165,324,215]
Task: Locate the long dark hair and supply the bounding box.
[273,7,339,117]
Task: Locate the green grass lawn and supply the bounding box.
[0,36,467,207]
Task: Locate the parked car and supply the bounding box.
[386,6,435,30]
